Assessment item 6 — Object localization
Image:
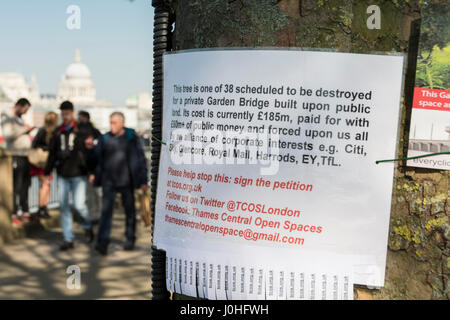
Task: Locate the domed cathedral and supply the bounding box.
[0,48,140,134]
[57,48,96,105]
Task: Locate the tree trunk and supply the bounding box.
[0,148,14,247]
[162,0,449,300]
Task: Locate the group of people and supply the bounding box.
[1,98,149,255]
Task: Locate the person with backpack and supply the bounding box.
[43,101,95,251]
[89,111,148,256]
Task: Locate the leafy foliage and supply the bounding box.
[418,3,450,57]
[415,3,450,89]
[415,46,450,89]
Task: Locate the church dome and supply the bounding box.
[57,48,96,105]
[65,63,91,79]
[64,49,91,79]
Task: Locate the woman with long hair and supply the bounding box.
[30,111,58,219]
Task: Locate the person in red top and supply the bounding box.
[29,111,58,219]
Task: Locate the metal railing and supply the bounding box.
[26,146,151,213]
[27,172,59,212]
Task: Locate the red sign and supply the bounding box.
[412,87,450,111]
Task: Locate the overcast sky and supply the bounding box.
[0,0,154,106]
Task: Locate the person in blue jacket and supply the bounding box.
[88,111,149,255]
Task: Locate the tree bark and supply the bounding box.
[163,0,450,299]
[0,148,14,247]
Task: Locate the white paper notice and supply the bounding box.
[154,49,404,296]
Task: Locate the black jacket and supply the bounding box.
[44,121,97,178]
[84,121,101,139]
[32,128,50,151]
[91,128,148,189]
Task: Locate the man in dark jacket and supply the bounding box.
[89,111,148,255]
[43,101,95,251]
[77,110,102,224]
[78,110,101,139]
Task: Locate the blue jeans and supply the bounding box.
[97,183,136,246]
[58,176,92,242]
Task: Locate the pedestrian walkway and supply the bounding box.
[0,209,152,299]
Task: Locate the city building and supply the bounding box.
[0,48,151,135]
[126,91,152,134]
